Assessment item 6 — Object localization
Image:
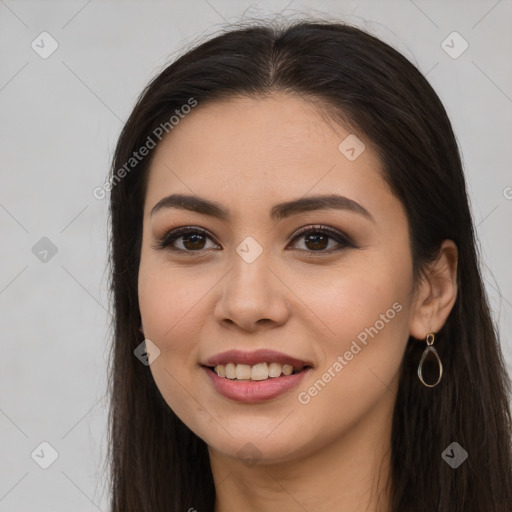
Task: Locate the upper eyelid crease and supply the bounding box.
[150,193,375,224]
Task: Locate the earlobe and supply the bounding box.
[409,239,458,339]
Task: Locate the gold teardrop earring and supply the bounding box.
[417,332,443,387]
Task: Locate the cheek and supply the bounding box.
[302,259,408,348]
[291,277,409,447]
[138,256,211,345]
[138,261,210,429]
[304,259,411,394]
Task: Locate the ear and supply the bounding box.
[409,239,458,340]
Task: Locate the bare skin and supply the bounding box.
[137,93,458,512]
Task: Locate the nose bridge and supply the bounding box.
[226,242,273,302]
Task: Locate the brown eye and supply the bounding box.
[179,232,207,250]
[289,225,354,254]
[153,226,219,253]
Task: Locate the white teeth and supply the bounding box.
[235,364,252,380]
[282,364,293,376]
[268,362,282,378]
[225,363,236,379]
[251,363,269,381]
[214,362,302,380]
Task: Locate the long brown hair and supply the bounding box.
[106,18,512,511]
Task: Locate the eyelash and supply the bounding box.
[152,224,356,256]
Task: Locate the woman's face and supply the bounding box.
[138,93,417,464]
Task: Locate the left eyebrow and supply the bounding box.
[150,193,375,223]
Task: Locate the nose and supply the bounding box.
[214,252,291,333]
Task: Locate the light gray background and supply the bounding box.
[1,1,511,510]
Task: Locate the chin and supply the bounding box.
[202,424,317,466]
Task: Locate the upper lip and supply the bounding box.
[202,349,314,369]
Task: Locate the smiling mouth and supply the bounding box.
[205,362,312,381]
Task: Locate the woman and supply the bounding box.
[106,18,512,512]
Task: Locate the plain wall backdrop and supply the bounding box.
[1,0,511,510]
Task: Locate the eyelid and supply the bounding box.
[290,224,355,247]
[151,225,217,252]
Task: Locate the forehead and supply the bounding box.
[144,94,396,224]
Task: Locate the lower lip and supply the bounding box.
[202,366,312,403]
